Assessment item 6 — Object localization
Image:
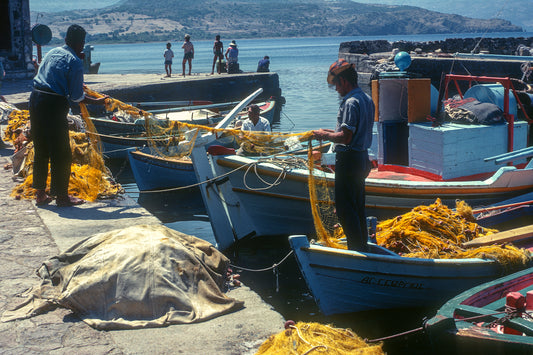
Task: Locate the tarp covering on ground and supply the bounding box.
[1,224,244,330]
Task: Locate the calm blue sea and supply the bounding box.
[67,33,533,351]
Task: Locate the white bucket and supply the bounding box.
[464,83,517,118]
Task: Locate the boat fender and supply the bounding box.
[207,145,236,156]
[503,291,525,335]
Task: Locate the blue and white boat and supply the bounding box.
[288,234,530,315]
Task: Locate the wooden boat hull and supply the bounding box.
[206,153,533,242]
[425,267,533,354]
[91,100,276,136]
[128,150,195,191]
[99,133,151,159]
[288,235,506,315]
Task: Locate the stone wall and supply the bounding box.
[1,0,34,79]
[340,37,533,56]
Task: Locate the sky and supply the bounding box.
[30,0,120,12]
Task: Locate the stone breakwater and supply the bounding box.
[340,37,533,56]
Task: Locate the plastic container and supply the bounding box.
[464,83,517,118]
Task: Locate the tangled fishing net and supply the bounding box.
[3,97,122,202]
[374,199,531,270]
[256,321,384,355]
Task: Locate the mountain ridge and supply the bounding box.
[33,0,523,44]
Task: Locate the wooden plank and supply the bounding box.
[463,225,533,248]
[407,78,431,123]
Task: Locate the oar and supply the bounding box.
[215,88,263,129]
[148,101,241,114]
[181,88,264,148]
[462,225,533,248]
[128,100,213,107]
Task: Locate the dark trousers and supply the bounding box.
[29,90,71,197]
[335,150,370,252]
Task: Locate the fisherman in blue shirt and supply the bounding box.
[30,24,107,207]
[313,59,374,251]
[257,56,270,72]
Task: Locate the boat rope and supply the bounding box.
[242,156,309,191]
[280,111,296,130]
[486,305,533,329]
[102,147,134,155]
[521,61,532,82]
[243,161,288,190]
[137,150,309,194]
[469,2,507,54]
[365,310,507,344]
[229,250,293,273]
[229,250,294,293]
[137,160,256,193]
[288,324,329,354]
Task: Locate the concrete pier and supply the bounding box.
[0,147,285,354]
[0,73,286,353]
[2,72,282,110]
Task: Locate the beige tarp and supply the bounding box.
[1,224,244,330]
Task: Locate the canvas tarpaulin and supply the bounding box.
[1,224,244,330]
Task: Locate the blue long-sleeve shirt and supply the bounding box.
[33,45,85,102]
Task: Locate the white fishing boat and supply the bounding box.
[184,73,533,251]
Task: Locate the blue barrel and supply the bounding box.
[464,84,517,117]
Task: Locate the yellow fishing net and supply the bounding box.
[374,198,531,269]
[5,98,122,202]
[256,322,384,355]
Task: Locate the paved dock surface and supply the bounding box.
[0,144,284,354]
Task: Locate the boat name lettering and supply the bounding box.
[360,276,424,289]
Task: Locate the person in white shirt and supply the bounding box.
[163,42,174,77]
[236,104,270,155]
[240,104,270,132]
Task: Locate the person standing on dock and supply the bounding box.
[182,34,194,76]
[30,24,107,207]
[313,59,374,252]
[211,35,224,74]
[163,42,174,77]
[225,40,239,74]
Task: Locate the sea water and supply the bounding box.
[97,33,531,354]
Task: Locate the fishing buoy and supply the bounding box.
[394,51,411,71]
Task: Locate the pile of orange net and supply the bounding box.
[257,321,384,355]
[3,101,122,202]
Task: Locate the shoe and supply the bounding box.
[35,190,53,206]
[56,195,85,207]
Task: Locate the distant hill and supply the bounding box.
[33,0,523,44]
[354,0,532,32]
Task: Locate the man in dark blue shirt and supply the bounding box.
[257,56,270,72]
[30,24,107,207]
[313,59,375,251]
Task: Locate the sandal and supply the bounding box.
[35,190,53,206]
[56,195,85,207]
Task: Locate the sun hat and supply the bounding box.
[184,34,191,40]
[230,40,237,47]
[327,59,354,85]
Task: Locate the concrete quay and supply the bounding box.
[0,143,285,354]
[1,72,282,110]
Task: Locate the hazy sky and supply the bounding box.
[30,0,120,13]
